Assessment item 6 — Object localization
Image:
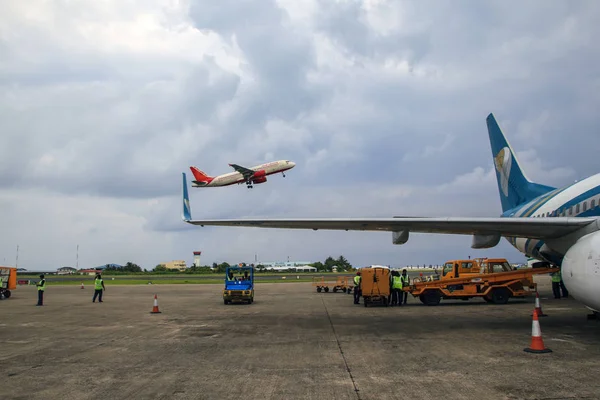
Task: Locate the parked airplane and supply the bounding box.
[189,160,295,189]
[181,114,600,317]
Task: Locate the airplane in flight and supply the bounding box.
[189,160,295,189]
[181,114,600,317]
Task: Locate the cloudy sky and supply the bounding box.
[1,0,599,271]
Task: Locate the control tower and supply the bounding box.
[193,251,202,267]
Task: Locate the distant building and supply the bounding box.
[78,269,101,276]
[193,251,201,267]
[260,261,313,268]
[159,260,187,271]
[258,261,316,272]
[57,267,77,275]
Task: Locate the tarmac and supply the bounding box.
[1,277,599,400]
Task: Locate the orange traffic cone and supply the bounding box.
[531,291,547,317]
[80,282,84,289]
[150,294,161,314]
[524,309,552,353]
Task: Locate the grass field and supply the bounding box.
[15,269,438,286]
[23,278,319,285]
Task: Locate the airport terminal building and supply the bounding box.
[258,261,316,272]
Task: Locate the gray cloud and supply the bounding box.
[0,0,599,270]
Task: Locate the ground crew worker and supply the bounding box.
[353,271,362,304]
[551,270,561,299]
[400,269,410,305]
[92,274,106,303]
[559,272,569,298]
[36,274,46,306]
[391,271,402,306]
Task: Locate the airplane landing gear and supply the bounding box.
[282,172,286,177]
[246,180,253,188]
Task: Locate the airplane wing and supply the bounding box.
[182,216,596,239]
[229,164,255,180]
[180,173,597,242]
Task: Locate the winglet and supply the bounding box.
[182,172,192,221]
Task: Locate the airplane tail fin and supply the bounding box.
[182,172,192,221]
[189,166,214,185]
[486,113,555,213]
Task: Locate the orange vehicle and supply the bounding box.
[359,266,391,307]
[312,276,353,293]
[405,258,558,306]
[0,266,17,299]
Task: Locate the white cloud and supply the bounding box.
[0,0,598,270]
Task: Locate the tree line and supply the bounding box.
[98,256,354,275]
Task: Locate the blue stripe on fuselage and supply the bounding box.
[498,181,600,267]
[502,183,600,219]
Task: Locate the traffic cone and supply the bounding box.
[150,294,161,314]
[524,309,552,353]
[80,282,84,289]
[531,291,547,317]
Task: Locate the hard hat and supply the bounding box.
[356,271,361,275]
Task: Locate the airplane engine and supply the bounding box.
[252,176,267,184]
[253,170,267,178]
[561,231,600,312]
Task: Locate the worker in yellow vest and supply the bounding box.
[36,274,46,306]
[353,271,362,305]
[400,269,410,305]
[391,271,402,306]
[551,270,562,299]
[92,273,106,303]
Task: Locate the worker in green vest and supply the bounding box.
[551,270,561,299]
[92,273,106,303]
[353,271,362,304]
[36,274,46,306]
[391,271,402,306]
[400,269,410,305]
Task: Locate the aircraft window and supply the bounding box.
[576,204,580,213]
[592,199,596,208]
[569,207,573,215]
[583,202,587,212]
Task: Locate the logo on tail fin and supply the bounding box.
[494,147,512,197]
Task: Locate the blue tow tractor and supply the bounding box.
[223,265,254,304]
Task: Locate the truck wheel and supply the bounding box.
[333,288,338,293]
[342,287,347,293]
[317,287,322,293]
[491,288,510,304]
[4,290,10,299]
[224,299,228,305]
[422,290,441,306]
[324,287,329,293]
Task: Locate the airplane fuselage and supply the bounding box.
[502,173,600,312]
[192,160,295,187]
